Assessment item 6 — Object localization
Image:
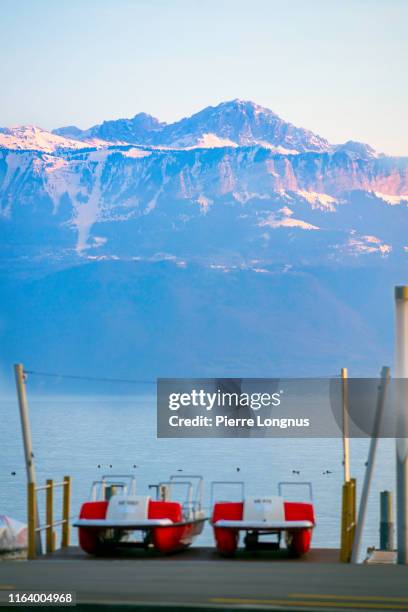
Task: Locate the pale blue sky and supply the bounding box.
[1,0,407,154]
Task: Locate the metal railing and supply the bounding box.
[278,481,313,501]
[27,476,71,559]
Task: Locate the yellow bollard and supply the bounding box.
[27,482,36,560]
[61,476,71,548]
[340,479,357,562]
[340,481,349,562]
[350,478,356,553]
[46,479,54,554]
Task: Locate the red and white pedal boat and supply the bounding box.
[211,481,315,557]
[74,474,206,555]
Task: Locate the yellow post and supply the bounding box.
[46,479,54,554]
[61,476,71,547]
[340,481,349,562]
[340,479,357,562]
[27,482,36,560]
[349,478,357,554]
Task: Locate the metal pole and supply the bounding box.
[395,286,408,564]
[351,366,390,563]
[341,367,350,482]
[380,491,394,551]
[14,363,42,555]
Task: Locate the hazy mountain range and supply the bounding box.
[1,100,406,382]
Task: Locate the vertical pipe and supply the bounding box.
[14,364,42,555]
[27,482,36,560]
[341,368,350,482]
[380,491,394,551]
[14,364,36,483]
[351,367,390,563]
[46,480,54,554]
[395,286,408,564]
[61,476,71,548]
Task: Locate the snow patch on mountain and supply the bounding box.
[121,148,152,159]
[75,162,104,251]
[0,126,89,152]
[40,152,107,248]
[258,143,299,154]
[259,207,319,231]
[347,233,391,256]
[188,133,238,148]
[92,236,107,248]
[233,191,271,204]
[374,192,408,205]
[295,190,338,211]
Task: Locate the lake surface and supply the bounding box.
[0,394,396,558]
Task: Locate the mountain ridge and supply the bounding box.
[0,100,396,160]
[52,99,330,151]
[9,99,373,155]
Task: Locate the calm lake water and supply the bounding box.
[0,394,396,557]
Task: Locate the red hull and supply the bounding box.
[212,501,315,557]
[77,500,204,555]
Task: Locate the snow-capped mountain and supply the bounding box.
[1,99,407,266]
[53,99,331,151]
[1,100,382,155]
[1,100,407,378]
